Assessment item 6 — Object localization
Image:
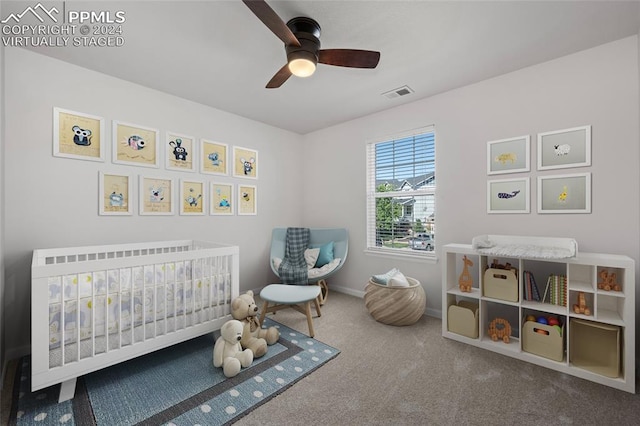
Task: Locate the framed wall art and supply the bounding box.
[113,121,160,168]
[210,182,234,215]
[179,179,205,215]
[537,125,591,171]
[487,177,530,214]
[538,173,591,214]
[53,107,105,162]
[487,135,530,175]
[166,132,196,172]
[233,146,258,179]
[98,172,133,215]
[139,176,174,215]
[201,140,228,175]
[238,184,257,215]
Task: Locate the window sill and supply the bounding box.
[364,248,438,264]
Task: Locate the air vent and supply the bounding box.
[382,85,414,99]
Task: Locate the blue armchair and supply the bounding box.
[270,228,348,304]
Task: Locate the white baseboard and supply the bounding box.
[329,284,364,299]
[329,284,442,319]
[250,284,442,319]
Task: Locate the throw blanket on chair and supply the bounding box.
[278,227,310,285]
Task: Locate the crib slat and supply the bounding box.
[31,240,239,398]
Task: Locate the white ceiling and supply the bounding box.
[13,0,640,134]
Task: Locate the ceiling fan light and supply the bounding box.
[288,58,316,77]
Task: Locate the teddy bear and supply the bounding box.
[231,290,279,358]
[213,319,254,378]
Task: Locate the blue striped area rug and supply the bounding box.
[9,318,339,425]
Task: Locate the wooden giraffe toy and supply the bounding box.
[572,291,591,316]
[458,255,473,292]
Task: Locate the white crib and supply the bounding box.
[31,240,239,402]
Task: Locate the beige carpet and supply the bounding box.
[235,291,639,426]
[3,291,638,425]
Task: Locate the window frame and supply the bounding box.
[365,126,436,260]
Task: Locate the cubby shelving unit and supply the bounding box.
[442,243,635,393]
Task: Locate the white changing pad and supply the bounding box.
[472,235,577,259]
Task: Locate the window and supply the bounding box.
[366,126,435,256]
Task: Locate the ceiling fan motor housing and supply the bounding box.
[286,17,321,64]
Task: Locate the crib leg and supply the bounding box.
[58,378,77,403]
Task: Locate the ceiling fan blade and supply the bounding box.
[318,49,381,68]
[242,0,301,47]
[266,64,292,89]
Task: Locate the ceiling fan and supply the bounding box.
[242,0,381,88]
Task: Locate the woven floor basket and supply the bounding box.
[364,277,426,326]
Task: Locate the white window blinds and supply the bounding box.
[366,126,436,255]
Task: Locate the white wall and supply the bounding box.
[637,23,640,346]
[3,36,640,358]
[302,36,640,319]
[0,18,5,377]
[3,48,304,356]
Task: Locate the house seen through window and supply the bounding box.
[366,126,435,255]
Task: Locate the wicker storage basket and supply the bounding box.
[364,277,426,326]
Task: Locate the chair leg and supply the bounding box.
[259,301,269,324]
[304,301,315,337]
[317,279,328,305]
[313,297,322,317]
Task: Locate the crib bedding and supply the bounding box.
[47,259,232,358]
[48,310,225,367]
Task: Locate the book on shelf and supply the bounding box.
[542,274,567,306]
[523,271,541,301]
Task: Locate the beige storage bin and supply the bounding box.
[447,301,479,338]
[483,268,518,302]
[569,318,621,378]
[522,320,564,362]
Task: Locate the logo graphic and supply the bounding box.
[1,2,59,24]
[1,2,126,48]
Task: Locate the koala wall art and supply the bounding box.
[139,176,174,215]
[53,107,105,162]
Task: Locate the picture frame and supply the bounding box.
[487,135,530,175]
[179,179,205,215]
[537,125,591,171]
[210,182,234,215]
[538,173,591,214]
[98,172,133,215]
[139,176,174,215]
[238,184,257,215]
[53,107,105,162]
[113,120,160,168]
[487,177,530,214]
[166,131,196,172]
[233,146,258,179]
[200,140,228,175]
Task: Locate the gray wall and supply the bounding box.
[3,48,304,357]
[3,36,640,359]
[0,0,5,378]
[302,36,640,319]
